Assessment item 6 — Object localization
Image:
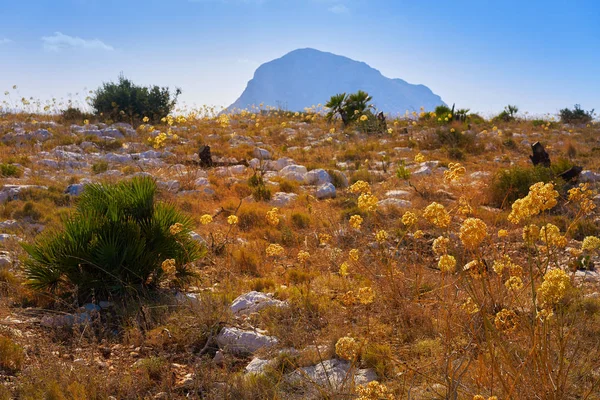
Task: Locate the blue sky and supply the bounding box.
[1,0,599,116]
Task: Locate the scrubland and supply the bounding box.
[0,101,599,400]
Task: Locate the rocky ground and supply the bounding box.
[0,112,600,399]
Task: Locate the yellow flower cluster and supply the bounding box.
[432,236,450,256]
[200,214,213,225]
[168,223,183,235]
[457,196,473,216]
[349,248,359,261]
[335,336,359,360]
[297,250,310,263]
[401,211,417,226]
[462,296,480,314]
[227,215,238,225]
[150,132,168,149]
[359,114,368,122]
[357,287,375,304]
[539,223,567,248]
[266,243,284,257]
[492,255,522,276]
[582,236,600,252]
[339,262,349,277]
[459,218,488,250]
[508,182,558,224]
[505,276,524,290]
[568,183,596,214]
[443,162,466,182]
[497,229,508,238]
[473,395,498,400]
[266,207,280,226]
[423,202,451,228]
[414,153,425,163]
[319,233,332,245]
[413,230,424,239]
[161,258,176,275]
[438,254,457,273]
[217,113,230,128]
[358,193,379,213]
[494,308,519,334]
[375,230,388,243]
[349,214,363,230]
[356,381,394,400]
[349,180,371,194]
[537,268,571,308]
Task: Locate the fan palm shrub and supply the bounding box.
[22,177,203,301]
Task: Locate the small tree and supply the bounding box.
[326,90,374,126]
[91,75,181,124]
[495,105,519,122]
[22,177,203,301]
[559,104,594,124]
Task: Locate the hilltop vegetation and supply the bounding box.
[0,83,599,399]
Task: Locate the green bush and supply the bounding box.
[490,165,559,207]
[59,107,95,124]
[248,171,272,202]
[0,163,21,178]
[91,75,180,124]
[0,335,24,374]
[91,160,109,174]
[494,105,519,122]
[22,177,203,301]
[559,104,594,124]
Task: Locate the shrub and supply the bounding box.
[0,163,21,178]
[248,171,272,202]
[91,160,109,174]
[291,212,310,229]
[327,170,348,189]
[490,165,558,207]
[396,161,411,180]
[559,104,594,124]
[325,90,384,132]
[59,107,95,124]
[494,105,519,122]
[0,335,24,373]
[278,178,299,193]
[22,177,203,301]
[91,75,181,124]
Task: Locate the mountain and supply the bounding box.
[227,48,445,114]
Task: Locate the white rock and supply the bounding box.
[230,291,286,316]
[275,157,295,171]
[280,165,307,182]
[305,169,331,186]
[101,128,124,139]
[194,177,210,187]
[378,198,411,209]
[316,183,336,199]
[270,192,298,207]
[580,170,600,183]
[411,166,432,177]
[245,357,272,374]
[385,190,411,198]
[215,327,278,355]
[253,147,272,160]
[229,165,247,175]
[0,253,11,268]
[286,359,377,390]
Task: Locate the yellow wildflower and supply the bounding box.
[508,182,558,224]
[522,224,540,244]
[349,214,363,230]
[335,336,359,360]
[413,230,424,239]
[297,250,310,263]
[349,180,371,194]
[443,162,466,182]
[494,308,518,334]
[539,223,567,248]
[375,230,388,243]
[169,223,184,235]
[459,218,487,250]
[582,236,600,252]
[356,381,394,400]
[401,211,417,226]
[497,229,508,238]
[161,258,176,275]
[339,262,349,277]
[227,215,238,225]
[319,233,332,245]
[358,193,378,212]
[438,254,457,273]
[357,287,375,304]
[266,207,280,226]
[463,259,486,279]
[462,296,479,314]
[349,249,359,261]
[266,243,284,257]
[537,268,571,308]
[432,236,450,256]
[505,276,524,290]
[200,214,213,225]
[423,202,451,228]
[359,115,368,122]
[414,153,425,163]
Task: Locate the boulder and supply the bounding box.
[280,165,307,182]
[253,147,272,160]
[215,327,278,355]
[316,183,336,199]
[270,192,298,207]
[230,291,286,316]
[305,169,331,186]
[377,198,411,209]
[286,358,377,391]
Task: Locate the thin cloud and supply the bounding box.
[41,32,114,52]
[328,4,349,14]
[0,38,12,45]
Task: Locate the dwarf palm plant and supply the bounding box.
[22,177,203,301]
